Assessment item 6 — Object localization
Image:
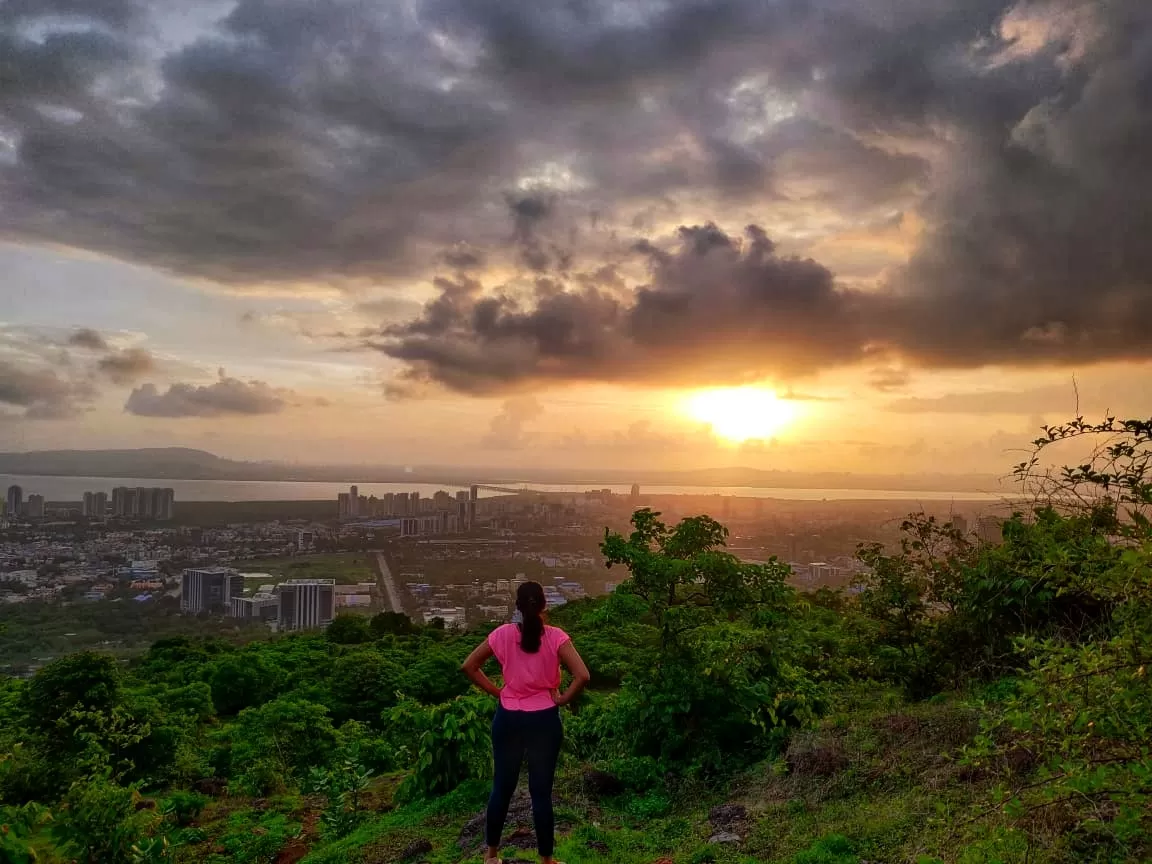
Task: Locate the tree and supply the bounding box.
[23,652,120,737]
[325,614,371,645]
[208,653,281,716]
[400,647,470,705]
[369,611,417,638]
[963,417,1152,856]
[230,698,337,793]
[599,509,820,770]
[328,650,405,725]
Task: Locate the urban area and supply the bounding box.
[0,479,1007,673]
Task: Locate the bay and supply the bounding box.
[0,473,1009,503]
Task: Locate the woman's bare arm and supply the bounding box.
[460,639,502,698]
[553,641,591,707]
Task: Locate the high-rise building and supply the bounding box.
[92,491,108,518]
[350,486,359,517]
[110,486,172,520]
[337,492,351,519]
[112,486,132,517]
[83,492,95,517]
[950,514,969,535]
[25,494,44,520]
[277,579,336,631]
[181,567,244,614]
[156,488,175,520]
[6,485,22,517]
[297,528,315,550]
[434,490,453,510]
[137,486,155,519]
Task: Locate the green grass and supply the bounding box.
[237,552,378,586]
[153,691,1076,864]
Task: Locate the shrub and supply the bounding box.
[50,779,164,864]
[389,694,492,802]
[161,790,207,827]
[305,756,374,838]
[212,811,300,864]
[230,697,337,792]
[0,803,46,864]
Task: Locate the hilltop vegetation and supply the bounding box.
[2,418,1151,863]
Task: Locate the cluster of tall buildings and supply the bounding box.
[336,485,478,533]
[109,487,175,520]
[81,491,109,518]
[4,484,175,521]
[180,567,336,632]
[5,486,44,520]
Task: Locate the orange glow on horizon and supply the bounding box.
[684,387,799,443]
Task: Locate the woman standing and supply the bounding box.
[461,581,591,864]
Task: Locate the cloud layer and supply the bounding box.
[0,326,149,419]
[2,0,1151,389]
[378,224,872,392]
[124,372,288,418]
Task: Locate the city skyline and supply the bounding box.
[3,0,1152,476]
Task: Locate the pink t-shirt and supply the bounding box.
[487,623,571,712]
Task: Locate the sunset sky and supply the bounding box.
[2,0,1151,475]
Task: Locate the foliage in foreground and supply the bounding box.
[1,416,1151,862]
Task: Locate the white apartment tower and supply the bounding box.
[277,579,336,631]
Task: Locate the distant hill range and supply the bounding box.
[0,447,1007,493]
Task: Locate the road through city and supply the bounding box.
[374,550,404,614]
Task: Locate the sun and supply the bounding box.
[685,387,798,442]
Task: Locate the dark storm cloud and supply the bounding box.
[96,347,155,384]
[124,372,288,417]
[4,0,1152,383]
[378,223,873,393]
[67,328,108,351]
[0,360,93,419]
[0,0,144,26]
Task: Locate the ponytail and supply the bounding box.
[516,581,546,653]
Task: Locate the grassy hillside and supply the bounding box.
[3,418,1151,864]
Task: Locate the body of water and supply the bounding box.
[1,473,1011,503]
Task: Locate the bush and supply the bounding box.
[161,790,207,827]
[305,756,374,838]
[50,779,164,864]
[230,698,337,792]
[0,803,47,864]
[212,811,300,864]
[389,694,492,802]
[602,756,664,793]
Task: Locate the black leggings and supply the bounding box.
[485,705,563,857]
